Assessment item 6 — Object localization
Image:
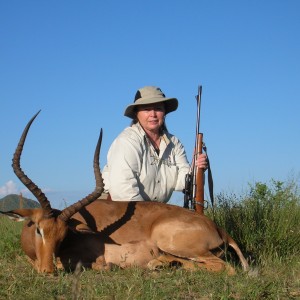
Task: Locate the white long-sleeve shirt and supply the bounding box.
[102,123,190,202]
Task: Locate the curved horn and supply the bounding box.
[59,128,104,222]
[12,110,53,215]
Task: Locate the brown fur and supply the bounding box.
[5,200,249,274]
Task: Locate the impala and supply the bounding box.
[1,111,249,274]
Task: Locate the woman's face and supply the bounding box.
[136,102,165,133]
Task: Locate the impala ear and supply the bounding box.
[67,218,96,234]
[0,209,34,222]
[75,223,96,234]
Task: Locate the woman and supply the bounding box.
[102,86,207,202]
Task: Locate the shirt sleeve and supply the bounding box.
[173,138,190,191]
[104,134,144,201]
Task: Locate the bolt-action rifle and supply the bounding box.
[183,85,214,214]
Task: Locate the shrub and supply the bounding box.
[210,179,300,265]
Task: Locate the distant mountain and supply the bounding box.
[0,194,40,211]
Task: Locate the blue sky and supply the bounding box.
[1,1,299,208]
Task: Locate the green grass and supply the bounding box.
[1,179,300,299]
[0,217,24,260]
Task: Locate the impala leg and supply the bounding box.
[213,249,225,258]
[193,254,236,275]
[147,253,197,270]
[55,257,64,270]
[91,255,112,271]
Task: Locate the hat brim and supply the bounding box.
[124,97,178,119]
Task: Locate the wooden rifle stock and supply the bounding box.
[194,133,205,214]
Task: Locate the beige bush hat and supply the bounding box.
[124,86,178,119]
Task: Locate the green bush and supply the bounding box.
[211,179,300,265]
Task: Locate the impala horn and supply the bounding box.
[59,128,104,222]
[12,110,54,217]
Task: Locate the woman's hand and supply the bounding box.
[195,153,208,170]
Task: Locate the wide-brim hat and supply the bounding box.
[124,86,178,119]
